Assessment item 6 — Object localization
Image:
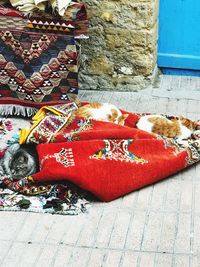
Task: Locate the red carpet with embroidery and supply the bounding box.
[12,102,200,202]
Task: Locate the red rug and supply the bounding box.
[15,102,200,201]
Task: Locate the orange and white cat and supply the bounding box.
[136,115,198,140]
[75,102,129,125]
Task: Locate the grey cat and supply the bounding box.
[0,144,39,180]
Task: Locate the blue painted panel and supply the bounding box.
[161,68,200,77]
[158,0,200,70]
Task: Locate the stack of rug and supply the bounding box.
[1,102,200,214]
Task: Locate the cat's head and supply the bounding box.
[5,144,39,179]
[180,116,198,130]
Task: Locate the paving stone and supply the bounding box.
[194,183,200,212]
[174,213,191,254]
[141,212,163,252]
[136,94,152,113]
[67,247,91,267]
[193,214,200,254]
[179,181,193,213]
[160,75,172,90]
[87,249,106,267]
[94,91,113,103]
[163,178,181,212]
[121,191,138,210]
[35,244,62,267]
[61,214,88,245]
[17,243,42,267]
[51,245,73,267]
[125,94,141,113]
[108,210,131,249]
[15,213,43,243]
[158,213,177,253]
[139,252,155,267]
[0,212,27,241]
[1,242,27,267]
[95,209,118,248]
[77,209,103,247]
[103,250,122,267]
[120,251,139,267]
[45,215,75,245]
[28,214,55,243]
[135,186,153,211]
[125,211,146,250]
[0,240,12,265]
[170,76,181,90]
[174,255,190,267]
[191,255,200,267]
[155,253,173,267]
[150,182,166,211]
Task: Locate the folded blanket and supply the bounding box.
[0,0,74,16]
[15,102,200,201]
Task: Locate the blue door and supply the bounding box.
[158,0,200,73]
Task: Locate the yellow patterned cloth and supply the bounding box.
[0,0,74,16]
[19,102,79,144]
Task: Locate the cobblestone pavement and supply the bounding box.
[1,75,200,267]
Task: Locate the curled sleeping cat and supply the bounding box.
[0,143,39,180]
[75,102,129,125]
[136,114,198,141]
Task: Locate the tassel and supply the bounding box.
[0,105,38,117]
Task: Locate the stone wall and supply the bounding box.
[79,0,159,91]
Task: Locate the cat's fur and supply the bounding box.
[0,144,39,179]
[136,115,198,140]
[75,102,129,125]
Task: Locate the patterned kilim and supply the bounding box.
[0,4,88,112]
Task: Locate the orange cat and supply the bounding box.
[75,102,129,125]
[136,115,198,139]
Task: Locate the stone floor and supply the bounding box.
[1,74,200,267]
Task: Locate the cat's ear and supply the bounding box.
[7,144,20,154]
[122,114,129,120]
[118,114,129,125]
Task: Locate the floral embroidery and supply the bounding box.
[28,114,71,144]
[0,118,13,138]
[161,136,200,166]
[63,118,93,142]
[41,148,75,168]
[184,140,200,165]
[90,139,147,164]
[162,138,185,156]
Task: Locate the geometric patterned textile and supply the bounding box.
[0,4,88,111]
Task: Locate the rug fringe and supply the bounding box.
[0,105,38,117]
[0,206,88,215]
